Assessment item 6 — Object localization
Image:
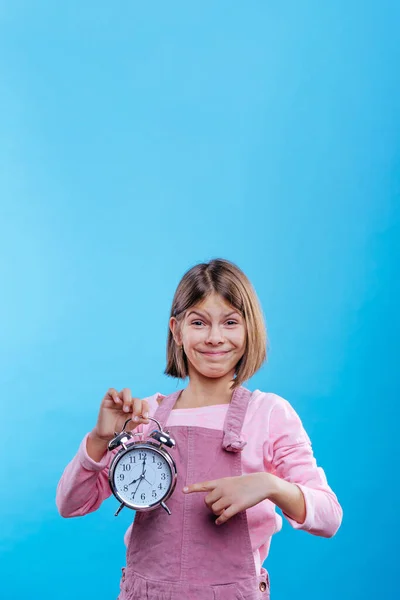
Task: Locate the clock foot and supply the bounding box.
[114,502,125,517]
[161,501,171,515]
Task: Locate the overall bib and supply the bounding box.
[118,385,271,600]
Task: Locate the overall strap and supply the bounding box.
[152,386,252,453]
[222,386,252,453]
[152,390,181,429]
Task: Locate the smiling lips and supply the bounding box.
[200,351,230,356]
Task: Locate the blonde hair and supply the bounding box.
[164,258,267,388]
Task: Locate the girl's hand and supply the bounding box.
[91,387,150,443]
[183,473,276,525]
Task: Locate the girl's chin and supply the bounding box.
[191,365,234,379]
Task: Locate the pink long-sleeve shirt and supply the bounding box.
[56,390,342,573]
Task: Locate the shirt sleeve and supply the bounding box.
[55,392,162,518]
[55,432,116,517]
[264,395,343,538]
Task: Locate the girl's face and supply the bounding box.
[170,292,247,381]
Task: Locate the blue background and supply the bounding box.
[1,1,399,598]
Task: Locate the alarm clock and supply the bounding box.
[107,416,177,516]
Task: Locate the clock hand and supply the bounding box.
[131,468,148,499]
[131,476,144,499]
[128,476,141,486]
[127,466,144,486]
[140,469,152,486]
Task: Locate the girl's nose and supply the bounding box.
[206,325,225,344]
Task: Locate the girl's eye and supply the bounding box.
[191,320,238,326]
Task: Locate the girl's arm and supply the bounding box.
[264,396,343,538]
[56,393,161,518]
[55,432,116,517]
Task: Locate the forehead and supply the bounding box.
[189,292,238,315]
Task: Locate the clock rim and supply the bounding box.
[108,441,178,511]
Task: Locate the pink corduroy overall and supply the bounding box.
[118,386,271,600]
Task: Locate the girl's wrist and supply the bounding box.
[263,472,307,523]
[259,472,281,502]
[87,430,110,462]
[90,427,111,443]
[264,472,284,503]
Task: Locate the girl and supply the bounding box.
[56,258,342,600]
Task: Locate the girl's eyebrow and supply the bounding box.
[186,310,241,319]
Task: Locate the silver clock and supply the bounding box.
[107,417,177,516]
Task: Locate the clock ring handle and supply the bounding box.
[143,416,163,432]
[120,415,163,433]
[116,416,175,448]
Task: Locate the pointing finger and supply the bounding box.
[183,481,218,494]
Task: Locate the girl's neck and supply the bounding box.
[176,373,236,409]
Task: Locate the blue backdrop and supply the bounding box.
[1,2,398,599]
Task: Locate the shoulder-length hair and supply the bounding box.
[164,258,267,389]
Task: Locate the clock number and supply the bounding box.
[123,485,128,492]
[129,455,136,464]
[157,461,162,469]
[122,464,131,471]
[119,474,125,481]
[158,483,163,490]
[161,473,166,480]
[140,493,146,501]
[152,490,157,498]
[139,452,147,460]
[152,456,156,463]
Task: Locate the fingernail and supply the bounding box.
[123,405,130,412]
[183,487,188,493]
[133,416,139,422]
[144,412,149,418]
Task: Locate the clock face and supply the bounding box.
[112,445,173,508]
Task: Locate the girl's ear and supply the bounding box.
[169,317,182,345]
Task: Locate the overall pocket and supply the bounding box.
[213,582,246,600]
